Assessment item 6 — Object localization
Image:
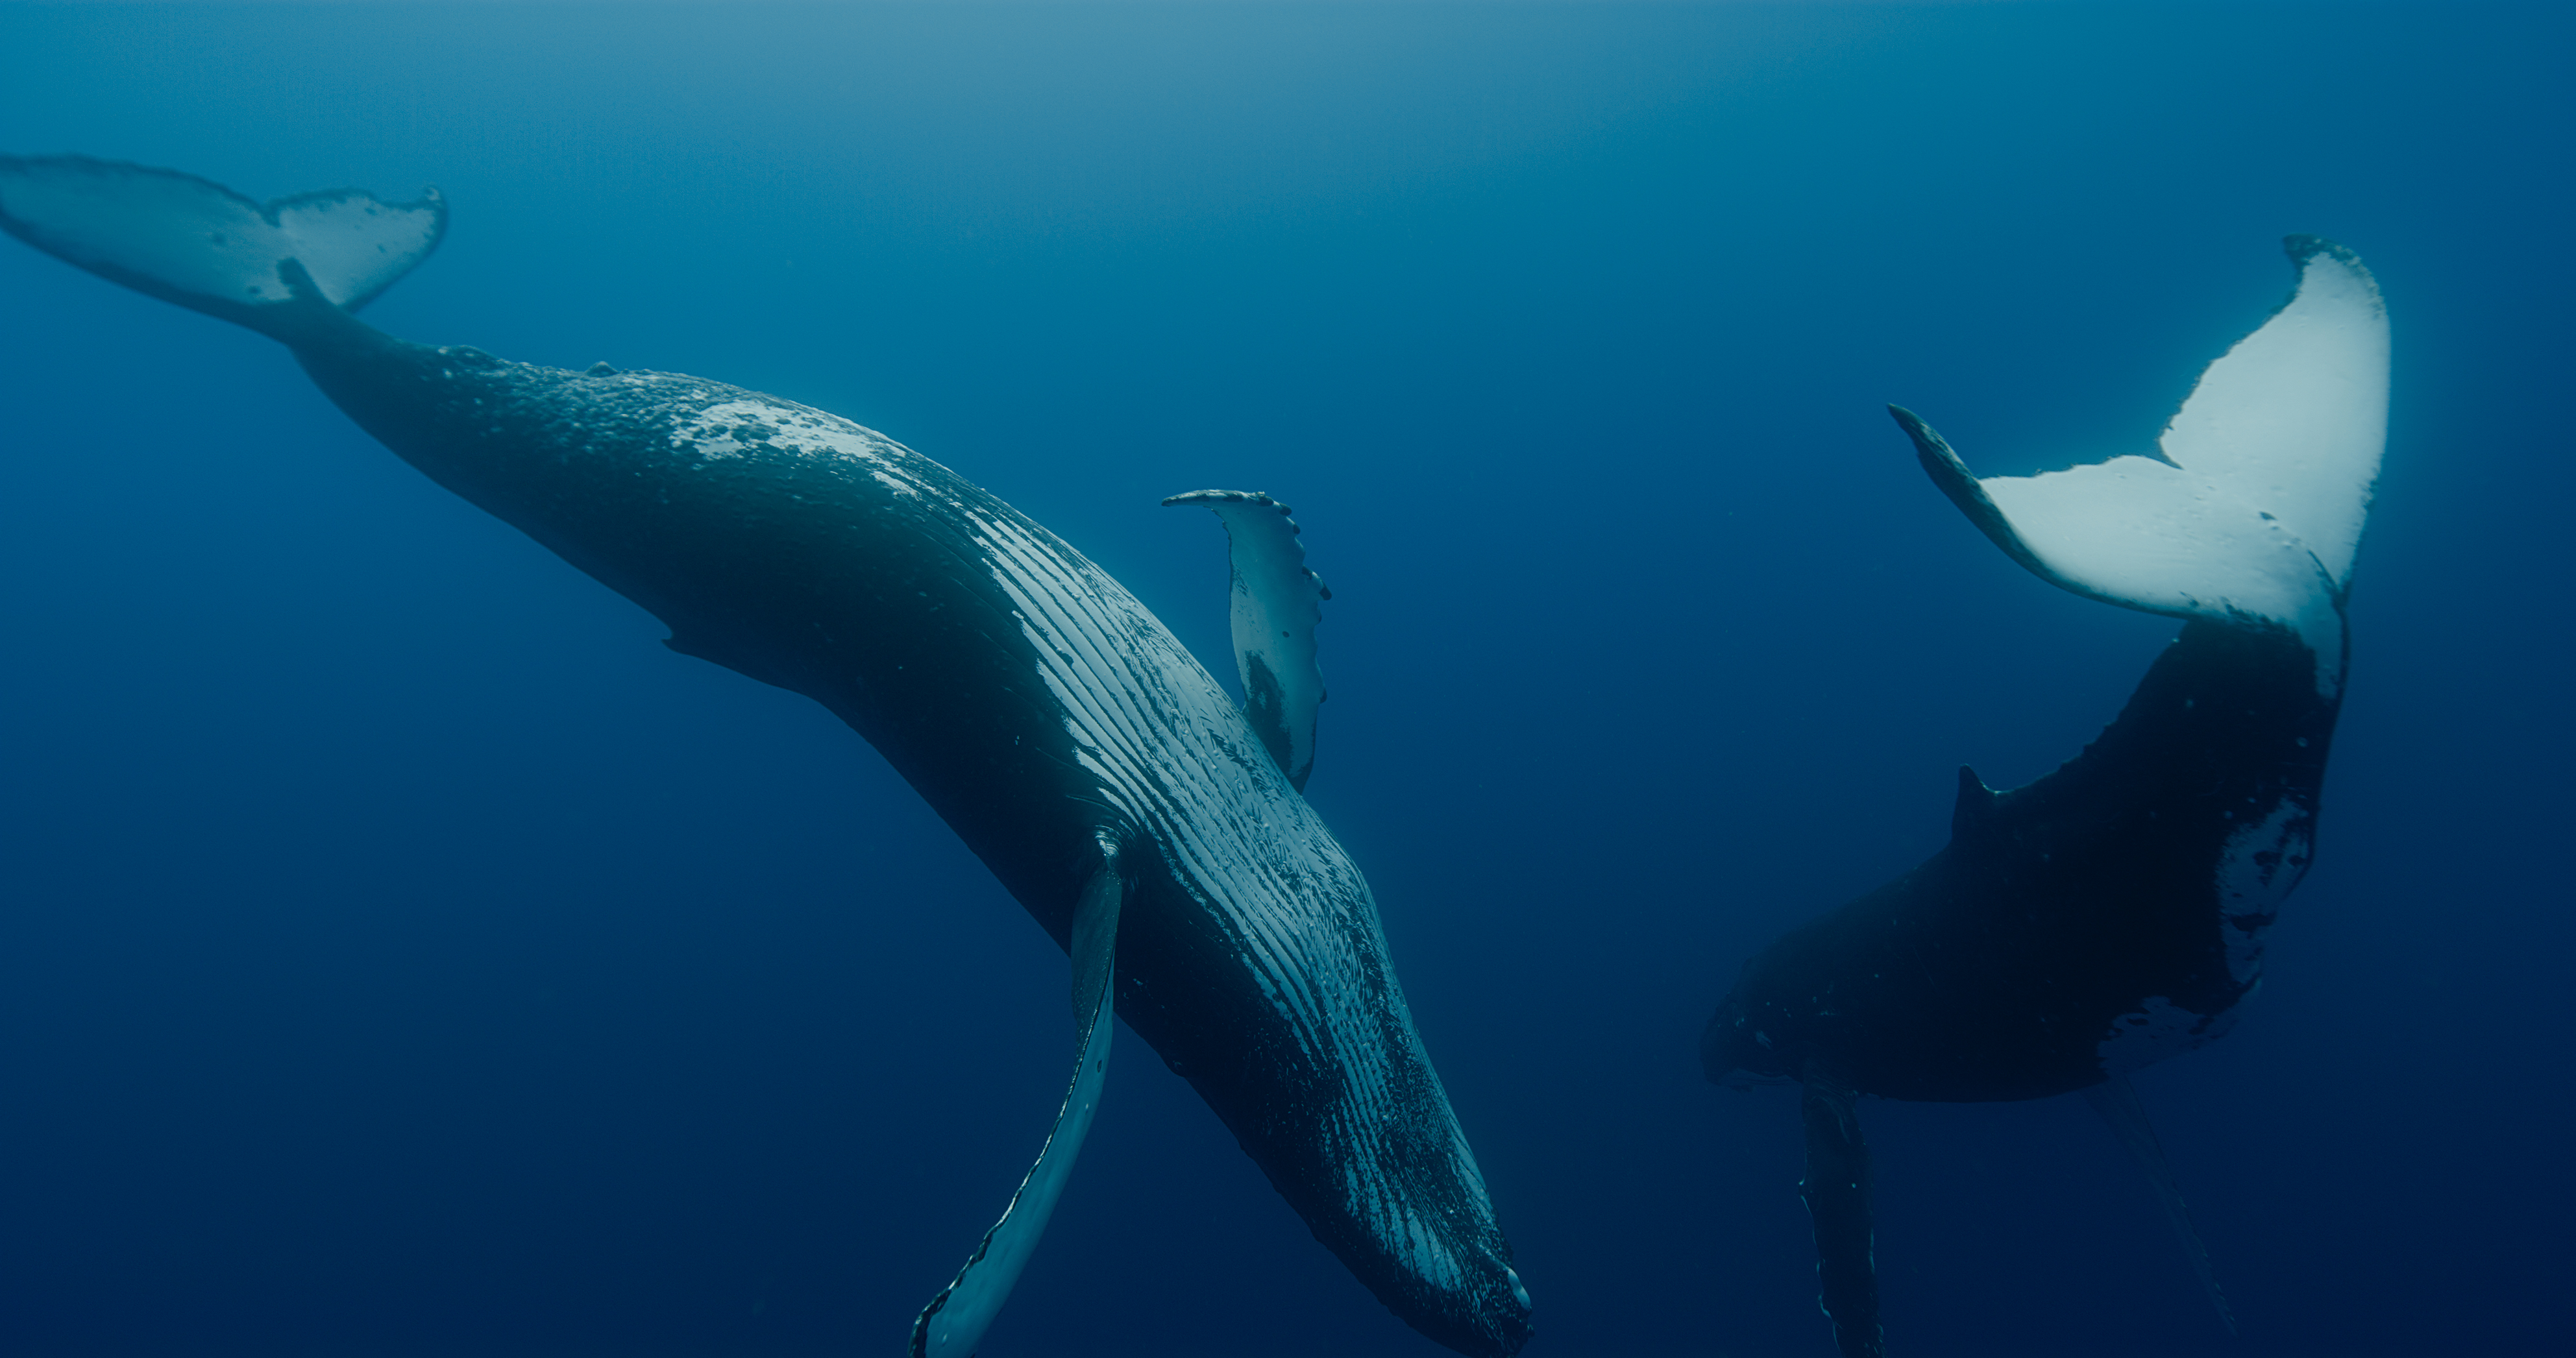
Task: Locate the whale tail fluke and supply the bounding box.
[1896,237,2388,664]
[0,155,443,343]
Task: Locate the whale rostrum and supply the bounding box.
[0,155,1534,1358]
[1705,238,2388,1356]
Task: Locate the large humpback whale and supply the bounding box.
[0,156,1534,1358]
[1702,239,2387,1357]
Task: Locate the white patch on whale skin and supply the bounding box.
[2098,995,2232,1077]
[965,505,1508,1315]
[2098,800,2307,1077]
[2216,799,2312,986]
[669,398,924,498]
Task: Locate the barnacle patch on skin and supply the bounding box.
[671,398,923,497]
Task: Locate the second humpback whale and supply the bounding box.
[0,156,1534,1358]
[1702,239,2388,1356]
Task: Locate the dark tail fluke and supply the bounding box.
[0,155,442,343]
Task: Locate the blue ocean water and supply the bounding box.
[0,3,2568,1355]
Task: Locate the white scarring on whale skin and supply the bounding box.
[2098,995,2226,1078]
[2214,799,2312,988]
[672,398,926,498]
[2095,771,2316,1074]
[2094,791,2312,1074]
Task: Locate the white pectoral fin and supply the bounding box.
[1161,489,1329,791]
[0,155,443,334]
[1896,237,2385,658]
[910,864,1122,1358]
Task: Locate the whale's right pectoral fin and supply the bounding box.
[1897,237,2387,662]
[0,155,444,338]
[910,856,1123,1358]
[2082,1075,2237,1336]
[1160,489,1329,791]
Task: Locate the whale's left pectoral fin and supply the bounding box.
[1800,1069,1884,1358]
[1896,237,2387,653]
[1161,489,1329,790]
[910,862,1123,1358]
[2081,1075,2237,1336]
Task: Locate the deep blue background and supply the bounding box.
[1,4,2568,1355]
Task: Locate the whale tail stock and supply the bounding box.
[0,154,443,344]
[1894,236,2388,685]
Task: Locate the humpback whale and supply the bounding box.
[0,156,1534,1358]
[1702,239,2388,1356]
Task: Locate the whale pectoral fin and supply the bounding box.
[1160,489,1329,790]
[1799,1069,1884,1358]
[909,863,1123,1358]
[2081,1076,2238,1335]
[0,156,445,338]
[1895,237,2386,640]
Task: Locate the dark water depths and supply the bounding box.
[1,4,2568,1355]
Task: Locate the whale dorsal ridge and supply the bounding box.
[1162,489,1329,792]
[0,154,445,334]
[1895,237,2387,656]
[1950,764,1999,839]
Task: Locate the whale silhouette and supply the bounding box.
[0,154,1535,1358]
[1703,239,2388,1357]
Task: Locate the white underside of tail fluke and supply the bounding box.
[1902,239,2388,685]
[0,155,443,324]
[1976,454,2341,632]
